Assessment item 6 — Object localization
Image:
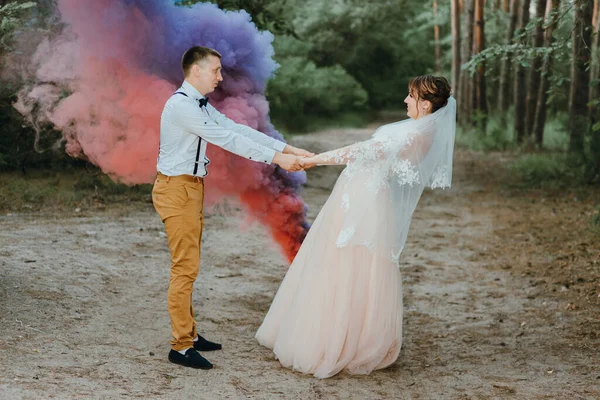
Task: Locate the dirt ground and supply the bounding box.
[0,125,599,399]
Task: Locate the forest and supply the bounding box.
[0,0,597,187]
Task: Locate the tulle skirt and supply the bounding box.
[255,176,403,378]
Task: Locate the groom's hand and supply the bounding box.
[299,156,317,170]
[273,153,303,172]
[283,145,315,158]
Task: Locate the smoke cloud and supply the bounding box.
[11,0,309,261]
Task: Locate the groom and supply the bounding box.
[152,46,312,369]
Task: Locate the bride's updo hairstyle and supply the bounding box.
[408,75,452,113]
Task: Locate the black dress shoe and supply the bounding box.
[193,335,222,352]
[168,348,213,369]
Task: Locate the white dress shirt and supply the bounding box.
[157,81,286,177]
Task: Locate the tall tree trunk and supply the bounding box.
[590,0,599,106]
[568,0,594,154]
[525,0,547,137]
[473,0,487,122]
[503,0,510,11]
[533,0,561,147]
[451,0,462,95]
[459,0,475,124]
[498,0,520,111]
[513,0,531,143]
[433,0,441,74]
[587,0,600,179]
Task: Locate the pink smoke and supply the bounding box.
[11,0,309,261]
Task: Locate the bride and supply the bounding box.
[255,75,456,378]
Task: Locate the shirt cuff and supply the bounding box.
[258,148,277,165]
[272,140,287,153]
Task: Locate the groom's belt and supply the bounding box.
[156,172,203,183]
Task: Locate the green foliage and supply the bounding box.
[267,50,368,131]
[293,0,435,109]
[270,34,311,59]
[509,153,588,188]
[542,113,569,151]
[176,0,437,125]
[0,1,72,173]
[456,109,573,155]
[463,42,562,75]
[456,111,516,151]
[0,1,36,50]
[175,0,396,129]
[175,0,297,36]
[410,1,453,80]
[0,81,78,173]
[463,1,574,114]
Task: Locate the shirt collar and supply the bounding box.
[181,80,206,102]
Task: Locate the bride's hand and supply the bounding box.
[299,156,318,170]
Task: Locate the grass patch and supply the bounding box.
[456,111,570,152]
[0,168,153,213]
[508,153,588,189]
[542,113,569,151]
[456,113,516,151]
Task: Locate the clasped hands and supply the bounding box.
[274,145,318,172]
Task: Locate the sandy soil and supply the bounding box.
[0,125,599,399]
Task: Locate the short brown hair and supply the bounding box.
[181,46,222,76]
[408,75,452,113]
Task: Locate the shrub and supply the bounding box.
[267,35,369,132]
[509,153,587,188]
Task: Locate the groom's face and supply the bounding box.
[195,55,223,95]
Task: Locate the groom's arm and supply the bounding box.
[208,104,285,151]
[208,104,313,156]
[169,101,301,170]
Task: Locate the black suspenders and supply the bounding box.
[174,91,204,176]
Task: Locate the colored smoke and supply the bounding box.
[11,0,309,261]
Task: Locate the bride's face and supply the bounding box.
[404,90,432,119]
[404,91,418,119]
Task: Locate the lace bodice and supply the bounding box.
[316,97,456,264]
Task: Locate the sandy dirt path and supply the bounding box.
[0,126,598,399]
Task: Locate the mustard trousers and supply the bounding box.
[152,173,204,351]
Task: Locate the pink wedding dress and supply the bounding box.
[256,98,456,378]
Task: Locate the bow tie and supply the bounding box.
[198,97,209,108]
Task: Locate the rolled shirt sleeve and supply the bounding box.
[168,101,278,164]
